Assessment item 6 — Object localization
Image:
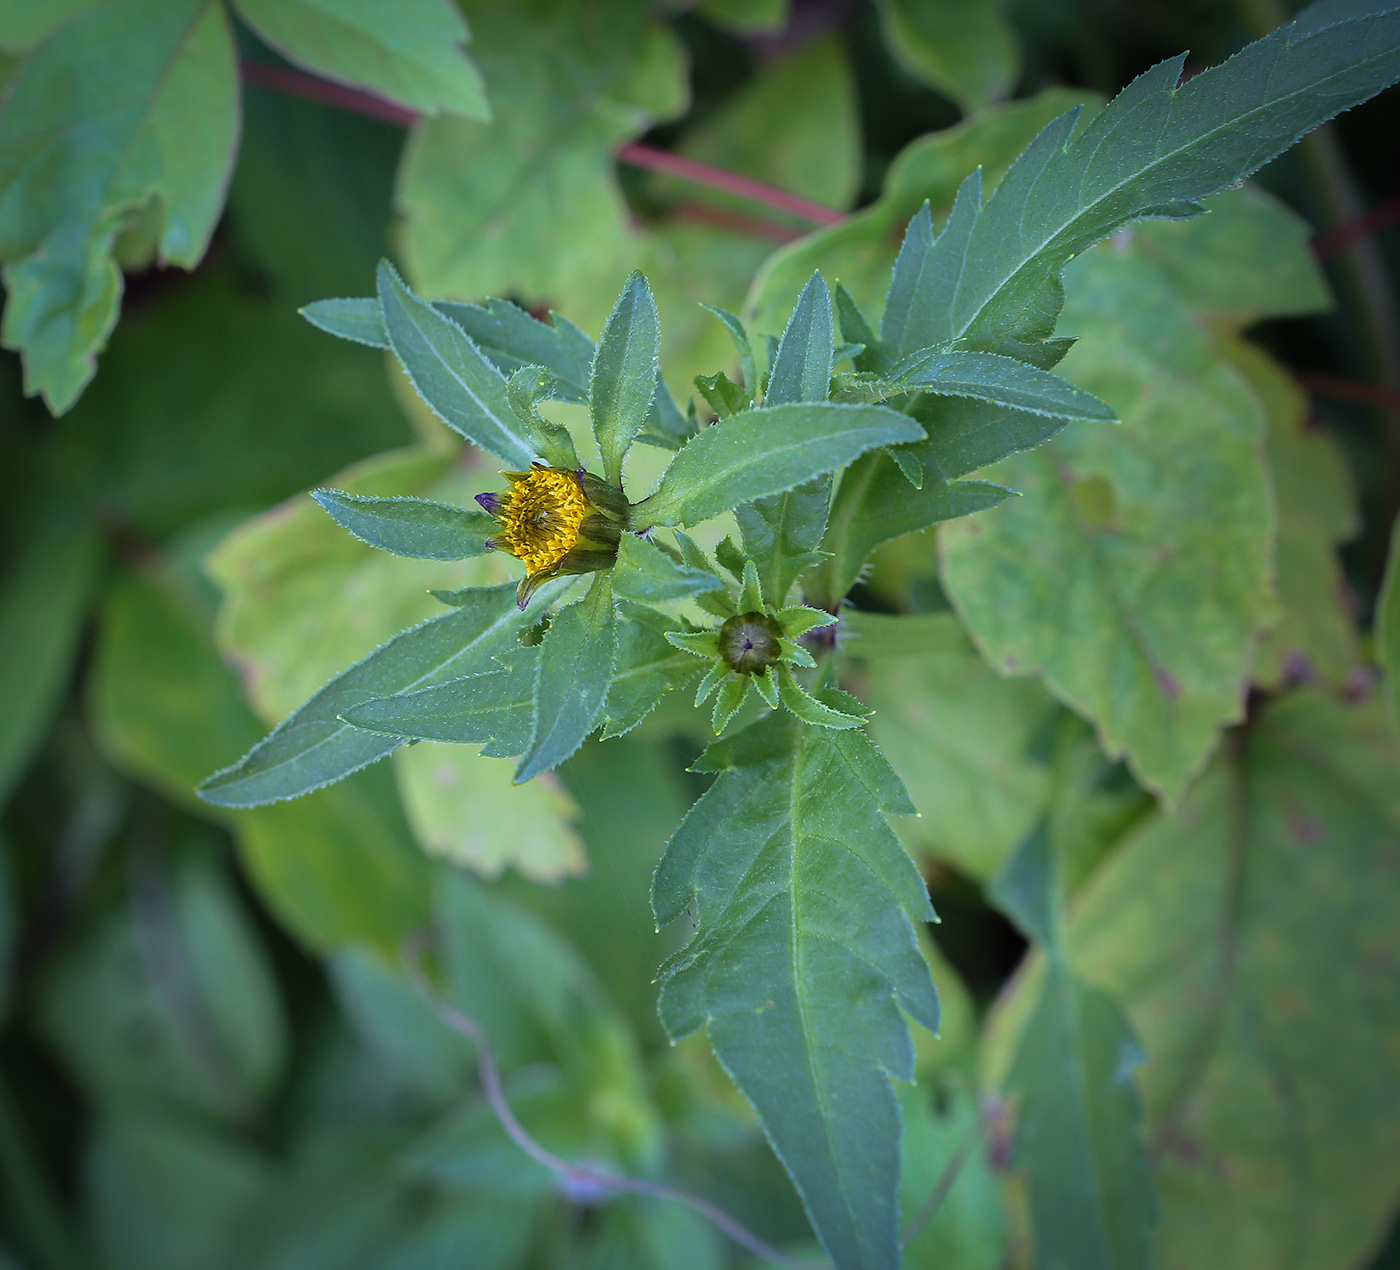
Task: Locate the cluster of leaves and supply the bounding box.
[3,2,1400,1270]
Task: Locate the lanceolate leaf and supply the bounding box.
[738,271,838,606]
[515,573,617,783]
[340,645,537,755]
[989,830,1155,1270]
[311,489,496,560]
[376,261,541,468]
[601,602,699,739]
[611,534,724,605]
[895,348,1115,421]
[641,403,923,528]
[653,710,939,1270]
[590,271,661,485]
[816,450,1010,602]
[198,583,543,807]
[888,0,1400,358]
[301,295,595,397]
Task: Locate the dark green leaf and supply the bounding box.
[376,260,541,468]
[341,644,537,758]
[896,349,1116,421]
[612,533,724,605]
[890,0,1400,358]
[734,479,831,609]
[231,0,489,119]
[516,574,617,782]
[653,711,936,1270]
[1380,516,1400,732]
[874,0,1019,111]
[311,489,496,560]
[693,370,750,418]
[591,271,661,484]
[700,302,757,393]
[766,270,834,407]
[198,583,544,807]
[642,402,923,528]
[816,450,1011,602]
[600,603,699,739]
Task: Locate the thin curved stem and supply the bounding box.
[401,945,823,1270]
[900,1113,984,1249]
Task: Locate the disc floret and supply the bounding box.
[477,464,628,607]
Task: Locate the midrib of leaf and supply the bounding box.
[783,734,874,1269]
[609,650,693,688]
[951,39,1400,343]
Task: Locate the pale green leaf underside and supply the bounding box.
[653,710,935,1270]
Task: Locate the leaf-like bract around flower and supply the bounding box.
[652,708,939,1270]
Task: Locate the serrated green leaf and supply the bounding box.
[591,271,661,484]
[874,0,1019,111]
[339,645,538,753]
[199,583,544,807]
[895,348,1116,421]
[816,450,1011,602]
[776,666,867,729]
[377,261,544,468]
[232,0,488,119]
[693,370,750,418]
[892,1,1400,359]
[851,611,1058,881]
[700,304,757,394]
[989,692,1400,1269]
[767,271,835,406]
[0,0,238,411]
[612,534,725,605]
[734,480,831,609]
[641,402,923,528]
[653,710,933,1270]
[516,573,617,783]
[311,489,497,560]
[506,365,580,469]
[302,294,599,401]
[601,602,699,739]
[939,215,1282,801]
[745,89,1087,341]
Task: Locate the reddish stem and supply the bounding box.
[1302,373,1400,412]
[239,61,845,229]
[1312,190,1400,259]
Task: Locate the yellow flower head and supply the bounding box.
[477,464,628,607]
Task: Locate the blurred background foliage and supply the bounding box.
[0,0,1398,1267]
